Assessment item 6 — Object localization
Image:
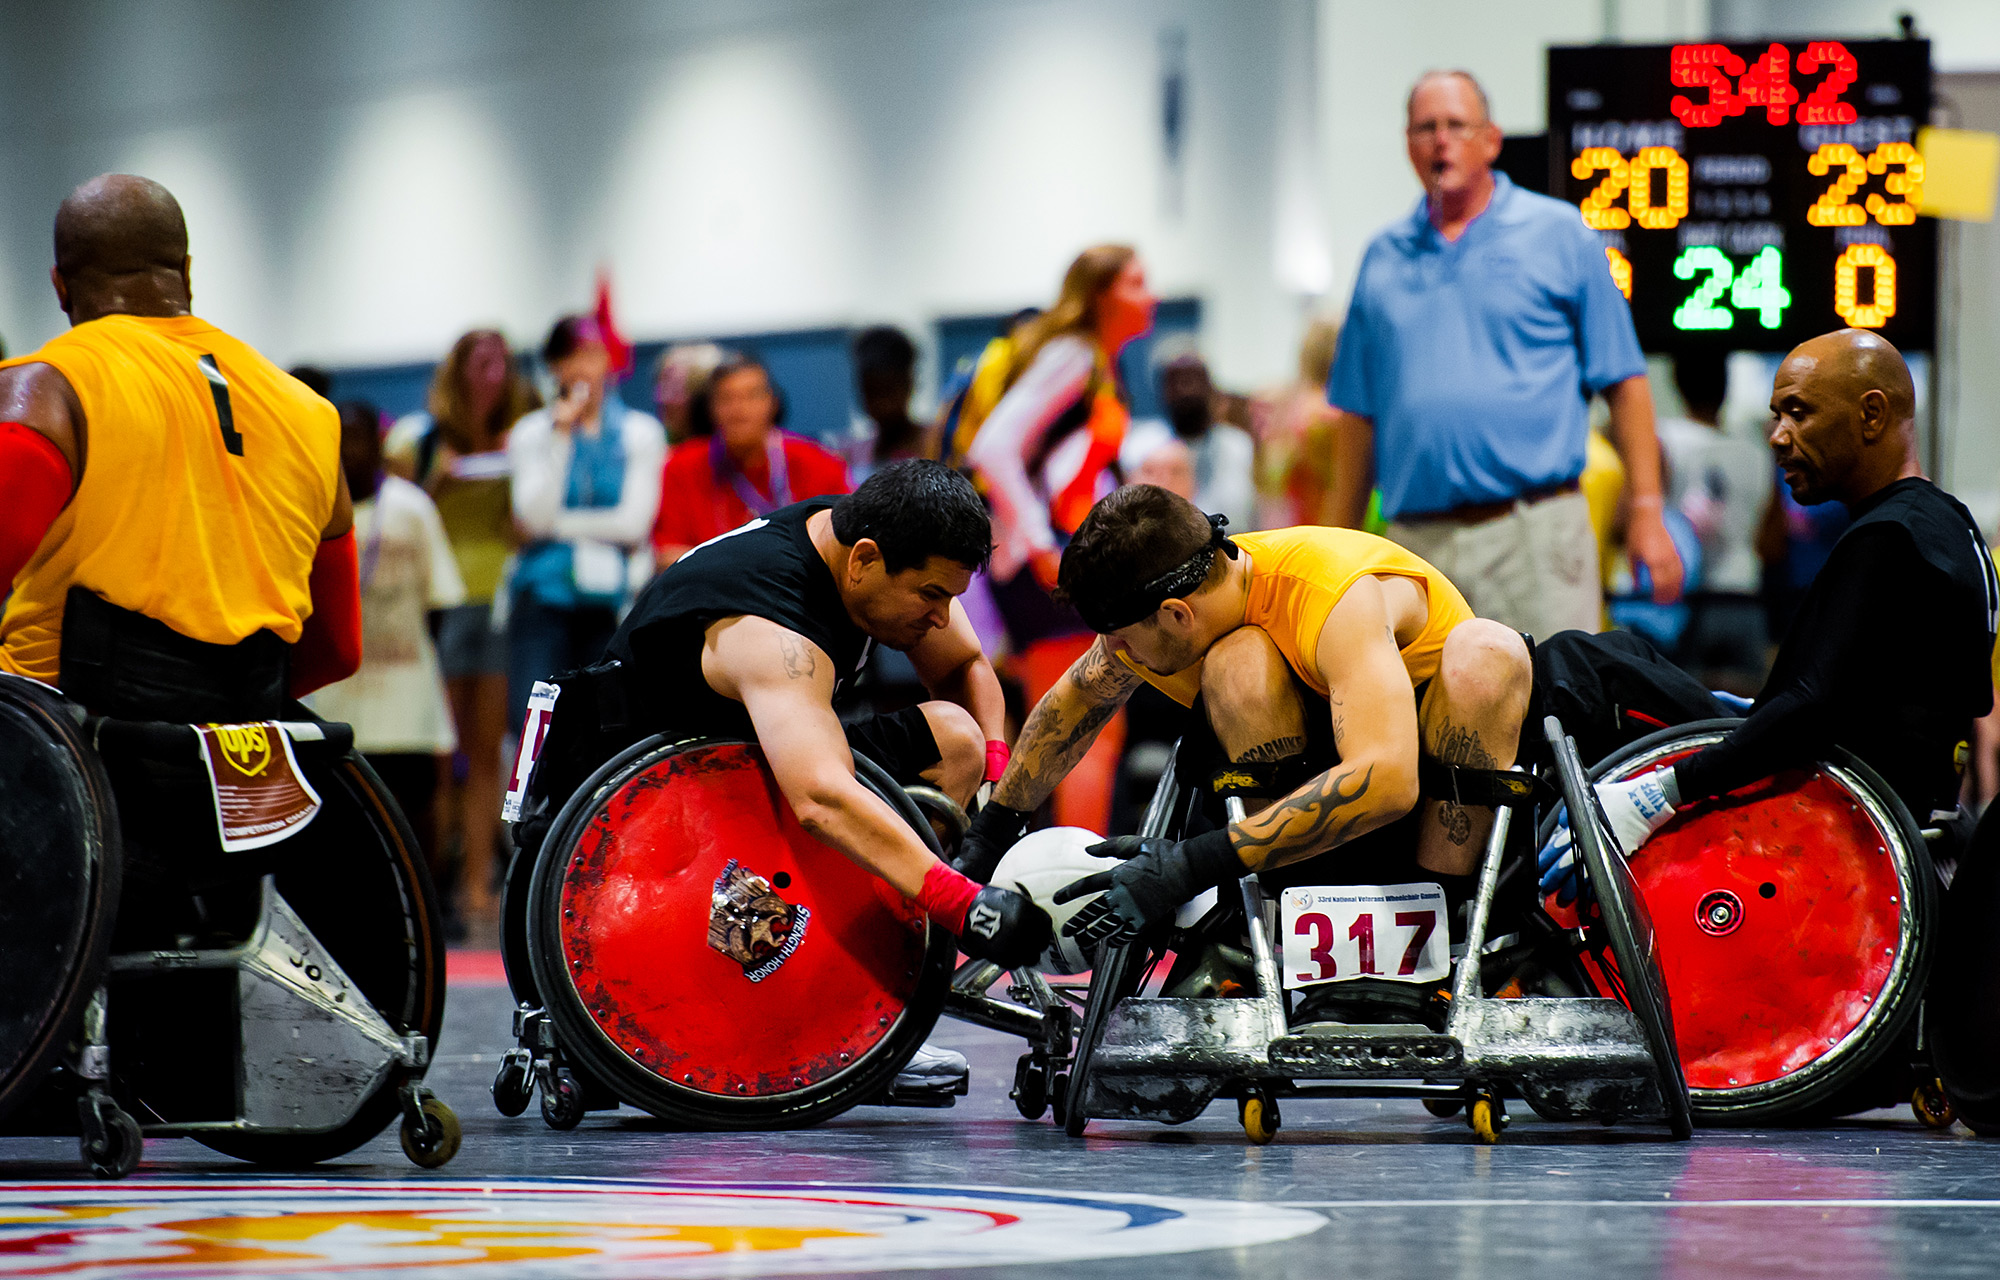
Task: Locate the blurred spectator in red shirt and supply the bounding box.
[652,351,849,566]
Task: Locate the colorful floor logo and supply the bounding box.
[0,1179,1324,1277]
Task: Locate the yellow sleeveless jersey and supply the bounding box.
[0,314,339,684]
[1115,525,1474,707]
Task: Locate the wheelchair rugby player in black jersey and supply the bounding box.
[509,461,1052,1108]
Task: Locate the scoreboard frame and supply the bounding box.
[1546,39,1936,353]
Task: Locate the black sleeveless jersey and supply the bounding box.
[1677,478,1999,813]
[605,499,873,741]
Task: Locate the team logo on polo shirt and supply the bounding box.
[708,859,810,982]
[0,1180,1326,1275]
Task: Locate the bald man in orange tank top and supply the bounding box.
[0,174,358,721]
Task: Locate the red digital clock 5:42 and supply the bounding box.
[1547,39,1935,352]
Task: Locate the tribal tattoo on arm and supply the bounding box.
[992,636,1142,811]
[1230,760,1380,870]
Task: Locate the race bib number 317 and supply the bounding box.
[1279,882,1449,991]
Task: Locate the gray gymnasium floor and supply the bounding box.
[5,968,1999,1279]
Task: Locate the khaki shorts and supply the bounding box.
[1388,490,1601,640]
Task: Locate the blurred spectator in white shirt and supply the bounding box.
[1658,351,1772,690]
[307,402,465,914]
[1120,353,1256,529]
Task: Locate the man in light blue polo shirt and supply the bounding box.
[1326,69,1683,639]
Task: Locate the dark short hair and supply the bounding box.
[1673,350,1729,417]
[688,351,782,436]
[289,365,333,399]
[832,460,993,573]
[852,325,917,380]
[542,313,600,365]
[1057,485,1217,621]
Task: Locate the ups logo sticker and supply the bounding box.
[208,722,273,777]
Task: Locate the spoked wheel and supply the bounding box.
[1547,719,1694,1139]
[0,676,122,1128]
[527,737,955,1130]
[1545,720,1934,1125]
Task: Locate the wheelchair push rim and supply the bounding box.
[0,675,122,1127]
[1564,720,1934,1122]
[527,736,955,1130]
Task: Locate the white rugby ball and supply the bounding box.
[988,826,1117,975]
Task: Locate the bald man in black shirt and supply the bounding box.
[1542,329,1998,895]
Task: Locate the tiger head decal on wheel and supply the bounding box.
[708,860,810,983]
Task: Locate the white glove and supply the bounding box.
[1594,769,1678,857]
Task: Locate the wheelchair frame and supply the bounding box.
[0,699,458,1178]
[961,717,1695,1144]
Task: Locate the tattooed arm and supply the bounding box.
[991,634,1144,812]
[1229,577,1423,871]
[703,614,941,896]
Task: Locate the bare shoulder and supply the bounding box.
[704,614,833,691]
[0,361,85,477]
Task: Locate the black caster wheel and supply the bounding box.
[541,1070,586,1131]
[79,1096,142,1180]
[492,1049,535,1118]
[1239,1090,1281,1145]
[1423,1097,1464,1118]
[400,1094,463,1168]
[1049,1073,1070,1128]
[1011,1054,1049,1121]
[1469,1090,1508,1144]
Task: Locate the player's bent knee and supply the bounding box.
[918,700,983,795]
[1199,625,1290,712]
[1438,620,1532,711]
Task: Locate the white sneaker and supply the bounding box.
[893,1041,970,1095]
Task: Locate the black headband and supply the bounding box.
[1078,512,1239,633]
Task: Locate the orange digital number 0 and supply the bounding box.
[1865,141,1923,226]
[1806,144,1868,227]
[1572,147,1631,229]
[1626,145,1689,229]
[1834,243,1896,328]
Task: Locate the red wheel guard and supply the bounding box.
[557,742,928,1097]
[1601,752,1904,1091]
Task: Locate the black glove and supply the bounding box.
[1052,829,1242,949]
[955,884,1054,969]
[951,801,1032,884]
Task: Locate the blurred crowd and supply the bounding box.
[294,269,1901,940]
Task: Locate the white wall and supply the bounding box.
[1314,0,1714,311]
[1715,0,2000,71]
[0,0,1302,392]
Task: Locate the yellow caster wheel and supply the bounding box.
[1469,1093,1506,1144]
[1913,1079,1956,1131]
[400,1095,462,1169]
[1239,1091,1281,1145]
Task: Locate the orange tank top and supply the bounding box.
[0,314,339,684]
[1116,525,1474,707]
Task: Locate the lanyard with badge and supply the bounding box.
[709,434,791,516]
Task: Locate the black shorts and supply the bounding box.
[840,705,942,787]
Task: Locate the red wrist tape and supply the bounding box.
[915,861,980,934]
[983,739,1010,784]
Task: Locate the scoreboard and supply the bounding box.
[1547,39,1935,352]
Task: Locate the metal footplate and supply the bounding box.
[1268,1023,1464,1076]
